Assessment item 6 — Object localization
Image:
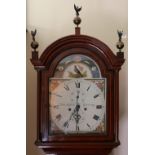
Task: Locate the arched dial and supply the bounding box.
[49,79,106,134]
[63,62,93,78]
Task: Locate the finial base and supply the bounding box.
[32,51,39,60]
[75,27,81,35]
[117,51,124,58]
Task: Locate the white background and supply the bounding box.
[0,0,155,155]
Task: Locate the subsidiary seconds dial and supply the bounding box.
[49,79,106,134]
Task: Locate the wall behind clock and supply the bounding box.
[26,0,128,155]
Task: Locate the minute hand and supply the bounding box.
[65,104,80,124]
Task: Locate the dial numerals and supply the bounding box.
[56,114,62,121]
[94,94,99,98]
[87,85,91,91]
[64,85,70,91]
[75,81,80,88]
[87,123,91,129]
[63,121,69,128]
[93,114,100,121]
[96,105,102,109]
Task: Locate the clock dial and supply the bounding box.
[49,54,107,135]
[49,79,106,134]
[54,54,101,78]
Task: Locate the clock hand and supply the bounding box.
[74,91,81,131]
[64,90,81,130]
[74,65,83,77]
[64,103,80,126]
[63,109,76,128]
[74,108,81,131]
[69,106,78,120]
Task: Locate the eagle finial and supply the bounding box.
[74,4,82,16]
[117,30,123,41]
[116,30,124,52]
[31,29,39,51]
[31,29,37,41]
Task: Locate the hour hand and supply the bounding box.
[63,110,75,128]
[66,105,80,122]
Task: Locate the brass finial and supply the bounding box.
[73,4,82,27]
[116,30,124,52]
[31,29,39,51]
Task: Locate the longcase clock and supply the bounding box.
[30,5,125,155]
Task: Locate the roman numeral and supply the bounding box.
[94,94,99,98]
[64,85,70,91]
[96,105,102,109]
[93,114,99,121]
[75,82,80,88]
[87,123,91,129]
[56,114,61,121]
[87,85,91,91]
[63,121,69,128]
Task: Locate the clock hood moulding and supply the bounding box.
[31,34,125,71]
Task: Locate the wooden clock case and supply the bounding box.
[30,27,125,155]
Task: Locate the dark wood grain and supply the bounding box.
[31,30,125,155]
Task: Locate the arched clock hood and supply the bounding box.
[31,33,125,70]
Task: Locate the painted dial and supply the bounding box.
[49,79,106,134]
[54,54,101,78]
[63,63,92,78]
